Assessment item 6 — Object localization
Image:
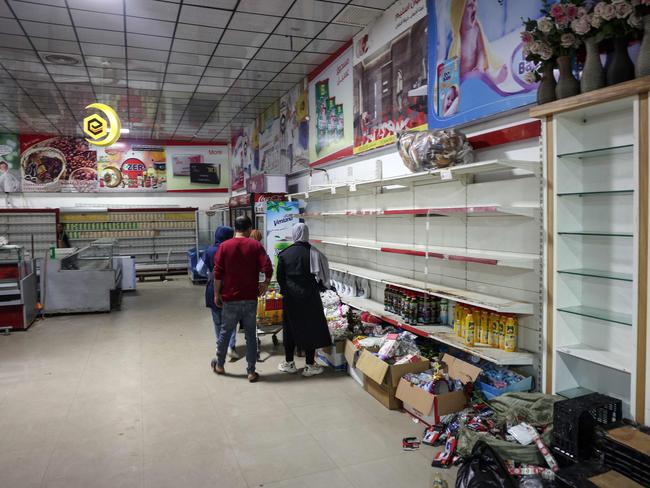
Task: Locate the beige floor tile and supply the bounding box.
[224,411,309,448]
[0,448,52,488]
[42,469,142,488]
[341,454,447,488]
[233,433,336,486]
[260,468,354,488]
[291,398,374,434]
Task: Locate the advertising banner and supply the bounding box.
[0,134,20,192]
[97,143,166,192]
[427,0,542,129]
[265,200,299,279]
[231,124,254,191]
[257,82,309,176]
[166,145,229,191]
[309,46,354,166]
[353,0,428,154]
[20,135,98,192]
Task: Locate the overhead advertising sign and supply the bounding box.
[353,0,428,154]
[427,0,541,129]
[166,145,229,191]
[96,143,166,192]
[83,103,121,147]
[309,46,354,166]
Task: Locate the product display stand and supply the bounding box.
[0,209,59,260]
[531,76,650,422]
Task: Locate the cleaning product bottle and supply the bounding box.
[464,312,475,347]
[439,299,448,324]
[504,316,518,352]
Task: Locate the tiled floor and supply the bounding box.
[0,280,457,488]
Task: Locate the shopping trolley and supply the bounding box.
[255,289,283,361]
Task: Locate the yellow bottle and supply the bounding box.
[275,292,283,323]
[256,296,266,323]
[504,317,518,352]
[498,315,507,350]
[464,313,475,347]
[479,310,488,344]
[489,315,499,348]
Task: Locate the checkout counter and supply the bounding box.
[42,239,122,314]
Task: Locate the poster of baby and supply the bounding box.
[428,0,543,129]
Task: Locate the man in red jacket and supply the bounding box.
[213,215,272,382]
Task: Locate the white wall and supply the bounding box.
[1,191,229,211]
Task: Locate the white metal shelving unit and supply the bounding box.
[0,209,58,259]
[551,98,639,417]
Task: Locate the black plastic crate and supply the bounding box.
[552,393,623,462]
[601,427,650,487]
[554,461,609,488]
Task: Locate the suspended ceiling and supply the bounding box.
[0,0,393,142]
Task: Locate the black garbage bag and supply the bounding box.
[455,441,517,488]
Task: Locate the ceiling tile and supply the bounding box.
[175,23,222,42]
[172,38,215,55]
[293,51,328,65]
[283,62,316,74]
[220,29,267,47]
[185,0,237,8]
[46,64,87,76]
[239,69,275,81]
[273,72,304,83]
[2,59,46,72]
[166,63,204,76]
[238,0,293,16]
[163,82,196,92]
[128,47,168,62]
[208,57,246,69]
[320,22,361,41]
[77,27,124,46]
[33,38,81,54]
[351,0,393,8]
[81,42,125,58]
[126,17,175,37]
[233,79,266,89]
[304,37,344,54]
[255,48,296,63]
[165,73,200,84]
[275,18,325,38]
[179,5,230,28]
[128,80,161,90]
[10,0,71,24]
[229,11,279,33]
[70,10,124,30]
[0,17,22,36]
[127,33,172,51]
[169,52,211,66]
[126,0,179,21]
[204,66,240,78]
[287,0,344,22]
[214,44,257,59]
[127,59,166,72]
[0,48,40,61]
[66,0,121,13]
[263,34,310,51]
[246,59,285,72]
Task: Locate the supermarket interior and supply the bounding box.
[1,0,650,487]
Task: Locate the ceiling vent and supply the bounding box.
[40,52,81,66]
[333,5,382,27]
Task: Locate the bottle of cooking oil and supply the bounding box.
[479,310,488,344]
[464,312,475,347]
[490,314,500,348]
[498,315,507,350]
[504,316,518,352]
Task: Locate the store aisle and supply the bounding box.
[0,280,456,488]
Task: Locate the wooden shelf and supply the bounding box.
[313,237,539,270]
[330,261,533,315]
[340,295,535,366]
[530,76,650,118]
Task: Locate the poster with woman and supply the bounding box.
[427,0,543,129]
[0,134,20,193]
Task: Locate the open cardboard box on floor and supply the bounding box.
[344,339,365,386]
[317,340,347,370]
[355,349,430,410]
[396,353,482,424]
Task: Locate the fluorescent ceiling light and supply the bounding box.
[120,128,130,134]
[382,184,407,190]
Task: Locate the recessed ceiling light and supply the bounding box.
[42,53,80,66]
[382,184,407,191]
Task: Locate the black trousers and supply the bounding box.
[283,323,315,365]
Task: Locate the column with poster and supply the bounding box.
[0,134,20,192]
[353,0,428,154]
[309,46,354,166]
[265,200,299,279]
[427,0,543,129]
[231,125,254,191]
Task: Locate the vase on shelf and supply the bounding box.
[537,62,556,104]
[605,38,635,85]
[555,55,580,99]
[637,14,650,78]
[581,37,605,93]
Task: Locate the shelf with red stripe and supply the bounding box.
[302,205,539,219]
[329,261,533,315]
[311,237,539,270]
[288,158,540,201]
[339,295,535,366]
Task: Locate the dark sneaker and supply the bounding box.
[247,372,260,383]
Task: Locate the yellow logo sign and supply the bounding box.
[83,103,121,147]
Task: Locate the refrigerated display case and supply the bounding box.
[189,206,230,283]
[228,193,287,231]
[0,245,37,331]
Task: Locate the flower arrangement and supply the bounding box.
[521,0,585,83]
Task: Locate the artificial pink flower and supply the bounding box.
[521,31,534,43]
[560,32,577,47]
[550,3,565,18]
[566,4,578,19]
[571,16,591,34]
[615,1,634,18]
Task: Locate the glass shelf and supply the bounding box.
[557,305,632,326]
[556,387,594,399]
[557,268,633,282]
[557,144,633,159]
[557,189,634,197]
[558,230,633,237]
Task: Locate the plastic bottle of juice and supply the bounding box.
[504,316,518,352]
[480,310,488,344]
[490,314,500,348]
[498,315,507,350]
[464,313,475,347]
[256,295,266,323]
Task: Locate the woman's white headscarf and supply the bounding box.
[292,223,330,287]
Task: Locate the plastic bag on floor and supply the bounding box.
[455,441,517,488]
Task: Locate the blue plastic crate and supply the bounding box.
[477,374,533,400]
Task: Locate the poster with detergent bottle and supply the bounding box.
[265,200,300,279]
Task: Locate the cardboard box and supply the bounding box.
[344,339,364,386]
[317,340,347,370]
[356,349,430,410]
[396,354,482,423]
